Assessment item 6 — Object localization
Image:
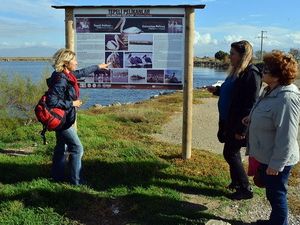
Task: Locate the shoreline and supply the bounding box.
[0,57,51,62]
[0,57,227,68]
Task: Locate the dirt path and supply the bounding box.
[153,97,300,154]
[153,98,224,154]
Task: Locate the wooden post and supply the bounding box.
[182,7,195,159]
[65,8,78,130]
[65,8,74,51]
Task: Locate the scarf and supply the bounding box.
[63,70,80,99]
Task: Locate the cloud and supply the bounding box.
[224,35,244,43]
[1,42,9,47]
[24,42,37,47]
[193,23,299,56]
[0,0,63,21]
[194,31,218,45]
[0,0,65,49]
[286,32,300,44]
[263,37,282,47]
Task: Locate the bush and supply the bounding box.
[0,70,49,125]
[214,50,229,61]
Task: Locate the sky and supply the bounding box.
[0,0,299,57]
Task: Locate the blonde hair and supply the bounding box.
[229,40,253,76]
[52,48,76,72]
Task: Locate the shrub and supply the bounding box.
[0,70,49,125]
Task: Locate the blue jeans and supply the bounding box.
[261,164,292,225]
[52,127,84,185]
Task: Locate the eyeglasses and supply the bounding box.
[262,67,271,74]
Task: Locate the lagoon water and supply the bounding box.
[0,61,226,108]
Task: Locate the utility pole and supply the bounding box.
[258,31,267,61]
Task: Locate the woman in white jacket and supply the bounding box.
[246,51,299,225]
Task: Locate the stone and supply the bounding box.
[150,95,159,99]
[92,104,102,109]
[112,102,122,106]
[205,220,231,225]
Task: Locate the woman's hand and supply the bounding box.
[206,85,217,93]
[98,63,111,70]
[242,116,250,126]
[73,100,82,108]
[234,133,246,140]
[266,167,279,176]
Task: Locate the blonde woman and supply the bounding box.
[207,40,262,200]
[47,48,109,185]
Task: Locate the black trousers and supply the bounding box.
[223,139,249,189]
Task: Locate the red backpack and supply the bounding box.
[35,94,67,145]
[35,71,78,144]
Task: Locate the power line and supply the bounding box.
[257,31,267,61]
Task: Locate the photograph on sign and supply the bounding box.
[168,18,183,33]
[147,70,164,83]
[125,52,152,68]
[105,34,128,51]
[74,7,185,89]
[165,69,182,83]
[128,69,147,84]
[128,34,153,51]
[111,69,129,83]
[106,52,124,68]
[94,69,111,83]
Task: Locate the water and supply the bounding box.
[0,61,226,108]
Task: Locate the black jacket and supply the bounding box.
[215,64,262,141]
[46,65,99,130]
[228,64,262,135]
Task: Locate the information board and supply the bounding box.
[74,7,185,89]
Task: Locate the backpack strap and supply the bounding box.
[40,125,48,145]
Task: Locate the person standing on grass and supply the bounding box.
[207,40,262,200]
[47,48,109,185]
[245,51,299,225]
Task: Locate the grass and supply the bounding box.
[0,89,299,225]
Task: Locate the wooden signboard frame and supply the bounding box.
[53,4,205,159]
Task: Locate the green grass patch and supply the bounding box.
[0,90,298,224]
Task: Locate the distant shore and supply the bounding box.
[0,57,229,69]
[0,57,51,62]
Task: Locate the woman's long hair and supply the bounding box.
[52,48,76,72]
[229,40,253,77]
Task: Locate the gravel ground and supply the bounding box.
[153,98,224,154]
[154,80,300,152]
[153,97,300,153]
[153,97,300,225]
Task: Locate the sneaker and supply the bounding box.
[230,187,253,200]
[256,219,269,225]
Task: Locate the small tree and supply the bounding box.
[289,48,300,61]
[215,51,229,61]
[254,50,266,61]
[0,69,49,125]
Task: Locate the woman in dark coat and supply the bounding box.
[208,40,262,200]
